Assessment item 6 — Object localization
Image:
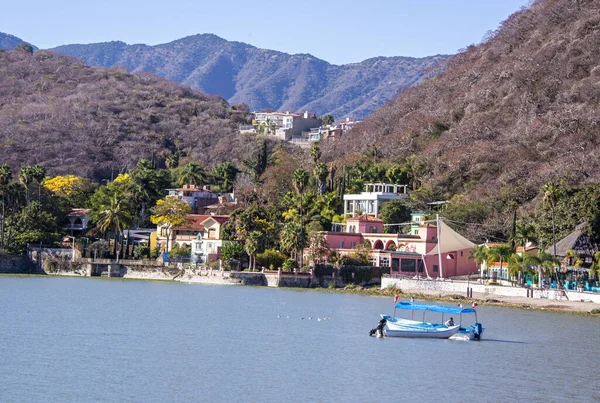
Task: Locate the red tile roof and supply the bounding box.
[173,214,229,230]
[68,208,90,217]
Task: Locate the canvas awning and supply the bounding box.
[426,220,475,256]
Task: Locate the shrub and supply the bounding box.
[282,259,296,272]
[255,249,286,270]
[133,246,150,260]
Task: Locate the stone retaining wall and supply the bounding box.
[0,255,41,274]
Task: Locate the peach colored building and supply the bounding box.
[313,214,478,278]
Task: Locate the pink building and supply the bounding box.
[314,215,478,278]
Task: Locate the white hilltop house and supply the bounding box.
[343,183,409,218]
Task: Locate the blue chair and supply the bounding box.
[564,281,570,290]
[585,283,591,291]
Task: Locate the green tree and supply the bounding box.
[244,230,263,271]
[379,200,411,233]
[0,164,12,249]
[510,222,536,284]
[321,114,334,126]
[213,162,239,193]
[12,201,59,252]
[256,249,287,269]
[310,145,322,164]
[150,197,191,252]
[175,162,207,187]
[313,162,328,195]
[165,154,180,169]
[487,244,515,281]
[280,221,306,268]
[95,192,132,258]
[220,241,246,270]
[469,245,489,277]
[308,232,330,265]
[508,253,540,282]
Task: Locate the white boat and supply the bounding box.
[374,301,483,340]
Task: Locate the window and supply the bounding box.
[433,265,438,272]
[392,258,399,271]
[351,242,356,249]
[418,260,424,273]
[460,251,463,257]
[339,241,345,248]
[401,259,416,272]
[380,257,390,267]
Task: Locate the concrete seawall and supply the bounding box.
[382,276,600,304]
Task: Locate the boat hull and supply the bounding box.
[384,325,460,338]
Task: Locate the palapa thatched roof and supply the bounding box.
[544,223,598,258]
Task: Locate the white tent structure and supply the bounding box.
[423,216,476,278]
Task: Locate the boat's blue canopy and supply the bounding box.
[394,301,476,314]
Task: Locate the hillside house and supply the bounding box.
[308,214,478,278]
[156,214,229,258]
[64,208,90,235]
[249,111,322,141]
[343,183,409,218]
[166,185,220,213]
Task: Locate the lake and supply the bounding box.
[0,276,598,403]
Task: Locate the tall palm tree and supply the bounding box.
[131,164,162,227]
[543,182,563,259]
[309,145,321,164]
[280,221,304,264]
[487,244,515,281]
[18,165,35,206]
[97,193,132,258]
[31,164,46,203]
[165,154,180,170]
[313,162,328,195]
[511,222,536,285]
[293,169,309,269]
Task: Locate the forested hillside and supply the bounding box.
[329,0,600,206]
[0,48,274,179]
[51,34,448,119]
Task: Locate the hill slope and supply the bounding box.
[0,32,36,50]
[51,34,448,119]
[0,49,257,179]
[331,0,600,204]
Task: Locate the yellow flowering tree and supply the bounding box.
[150,197,191,252]
[44,175,93,198]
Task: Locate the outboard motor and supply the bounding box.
[473,323,483,340]
[369,319,387,338]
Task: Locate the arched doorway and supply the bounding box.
[373,240,384,250]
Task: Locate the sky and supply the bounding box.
[1,0,532,65]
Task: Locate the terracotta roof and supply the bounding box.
[68,208,90,217]
[173,214,229,230]
[346,214,384,222]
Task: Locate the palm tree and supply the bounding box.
[96,193,132,259]
[536,250,560,287]
[31,164,46,203]
[165,154,180,170]
[543,182,563,258]
[244,231,262,271]
[468,245,489,278]
[511,222,536,285]
[131,163,162,227]
[280,221,304,265]
[177,162,207,187]
[487,244,515,281]
[309,145,321,164]
[313,162,328,195]
[293,169,309,269]
[18,165,35,206]
[508,253,541,284]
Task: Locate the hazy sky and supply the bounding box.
[2,0,531,65]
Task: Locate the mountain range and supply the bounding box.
[0,32,448,119]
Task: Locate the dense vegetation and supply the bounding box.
[324,0,600,242]
[0,48,298,179]
[50,34,449,119]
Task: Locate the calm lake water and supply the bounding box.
[0,276,599,403]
